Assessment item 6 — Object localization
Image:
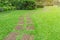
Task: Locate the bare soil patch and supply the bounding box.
[4,32,18,40]
[26,25,34,30]
[21,34,34,40]
[15,25,24,30]
[18,21,24,25]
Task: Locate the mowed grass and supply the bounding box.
[0,6,60,40]
[31,6,60,40]
[0,10,31,40]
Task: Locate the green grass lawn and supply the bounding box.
[0,6,60,40]
[0,10,31,40]
[32,6,60,40]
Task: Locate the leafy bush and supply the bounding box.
[24,1,36,10]
[16,1,36,10]
[0,6,16,11]
[0,0,36,11]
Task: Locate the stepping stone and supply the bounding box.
[26,20,32,22]
[26,21,33,24]
[26,19,32,21]
[29,35,34,40]
[18,21,24,24]
[19,17,24,20]
[21,34,34,40]
[4,32,18,40]
[20,15,23,17]
[25,16,30,17]
[26,23,34,25]
[26,17,31,20]
[15,25,24,30]
[26,25,34,30]
[25,14,31,16]
[19,16,24,20]
[26,16,30,18]
[26,18,32,21]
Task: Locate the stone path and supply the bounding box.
[4,14,35,40]
[21,14,34,40]
[22,34,34,40]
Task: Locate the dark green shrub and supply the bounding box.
[24,1,36,10]
[0,0,36,11]
[16,1,36,10]
[2,6,16,11]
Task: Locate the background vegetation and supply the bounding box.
[0,0,37,11]
[0,0,52,11]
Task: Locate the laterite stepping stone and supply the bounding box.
[22,34,34,40]
[26,21,33,24]
[26,17,32,20]
[5,32,18,40]
[26,25,34,30]
[18,21,24,24]
[25,16,30,17]
[19,16,24,20]
[19,18,24,20]
[15,25,24,30]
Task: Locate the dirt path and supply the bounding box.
[4,14,34,40]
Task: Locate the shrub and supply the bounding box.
[11,6,16,10]
[2,6,16,11]
[24,1,36,10]
[0,0,36,11]
[16,1,36,10]
[2,6,10,11]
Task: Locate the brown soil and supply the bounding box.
[22,34,34,40]
[15,25,24,30]
[26,25,34,30]
[26,21,33,24]
[19,18,24,20]
[26,17,32,20]
[19,16,24,20]
[18,21,24,24]
[4,32,18,40]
